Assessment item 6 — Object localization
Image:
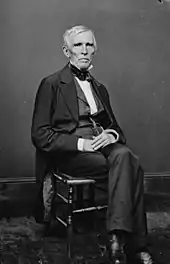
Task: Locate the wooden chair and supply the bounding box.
[53,171,108,262]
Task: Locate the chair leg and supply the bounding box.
[67,185,74,262]
[88,183,95,206]
[76,185,83,209]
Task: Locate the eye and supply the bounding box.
[87,43,94,47]
[73,43,82,47]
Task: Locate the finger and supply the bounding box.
[92,134,107,144]
[93,142,106,150]
[92,138,105,148]
[93,139,108,150]
[92,131,107,142]
[92,135,108,147]
[101,141,110,148]
[92,134,103,143]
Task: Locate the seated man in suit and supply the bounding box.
[31,25,154,264]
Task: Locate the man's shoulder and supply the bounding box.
[42,65,67,84]
[92,76,108,91]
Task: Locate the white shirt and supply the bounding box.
[75,77,98,114]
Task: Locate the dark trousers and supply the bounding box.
[58,143,148,250]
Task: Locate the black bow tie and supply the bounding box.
[69,63,92,82]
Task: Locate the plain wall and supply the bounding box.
[1,0,170,179]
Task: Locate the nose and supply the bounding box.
[81,44,88,54]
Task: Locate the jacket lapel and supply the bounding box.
[59,65,79,122]
[91,77,113,123]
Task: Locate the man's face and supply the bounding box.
[64,31,95,70]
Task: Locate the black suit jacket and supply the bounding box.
[31,64,126,183]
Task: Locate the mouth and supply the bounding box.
[79,58,90,62]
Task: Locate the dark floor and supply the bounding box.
[0,178,170,263]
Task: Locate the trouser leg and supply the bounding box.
[58,151,108,177]
[103,143,147,249]
[132,165,148,250]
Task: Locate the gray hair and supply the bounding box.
[63,25,97,51]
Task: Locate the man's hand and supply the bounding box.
[83,139,95,152]
[91,131,116,150]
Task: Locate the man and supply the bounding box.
[31,25,154,264]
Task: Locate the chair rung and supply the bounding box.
[57,193,68,203]
[56,216,67,227]
[67,179,95,185]
[73,204,107,213]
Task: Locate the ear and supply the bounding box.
[63,45,70,58]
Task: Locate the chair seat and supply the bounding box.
[54,171,108,185]
[53,172,95,185]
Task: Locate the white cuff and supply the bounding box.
[77,138,85,151]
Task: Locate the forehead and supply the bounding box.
[69,31,94,44]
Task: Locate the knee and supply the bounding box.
[114,145,133,158]
[108,144,139,164]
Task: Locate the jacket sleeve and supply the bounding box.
[102,86,126,144]
[31,78,79,154]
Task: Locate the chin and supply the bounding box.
[79,62,90,71]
